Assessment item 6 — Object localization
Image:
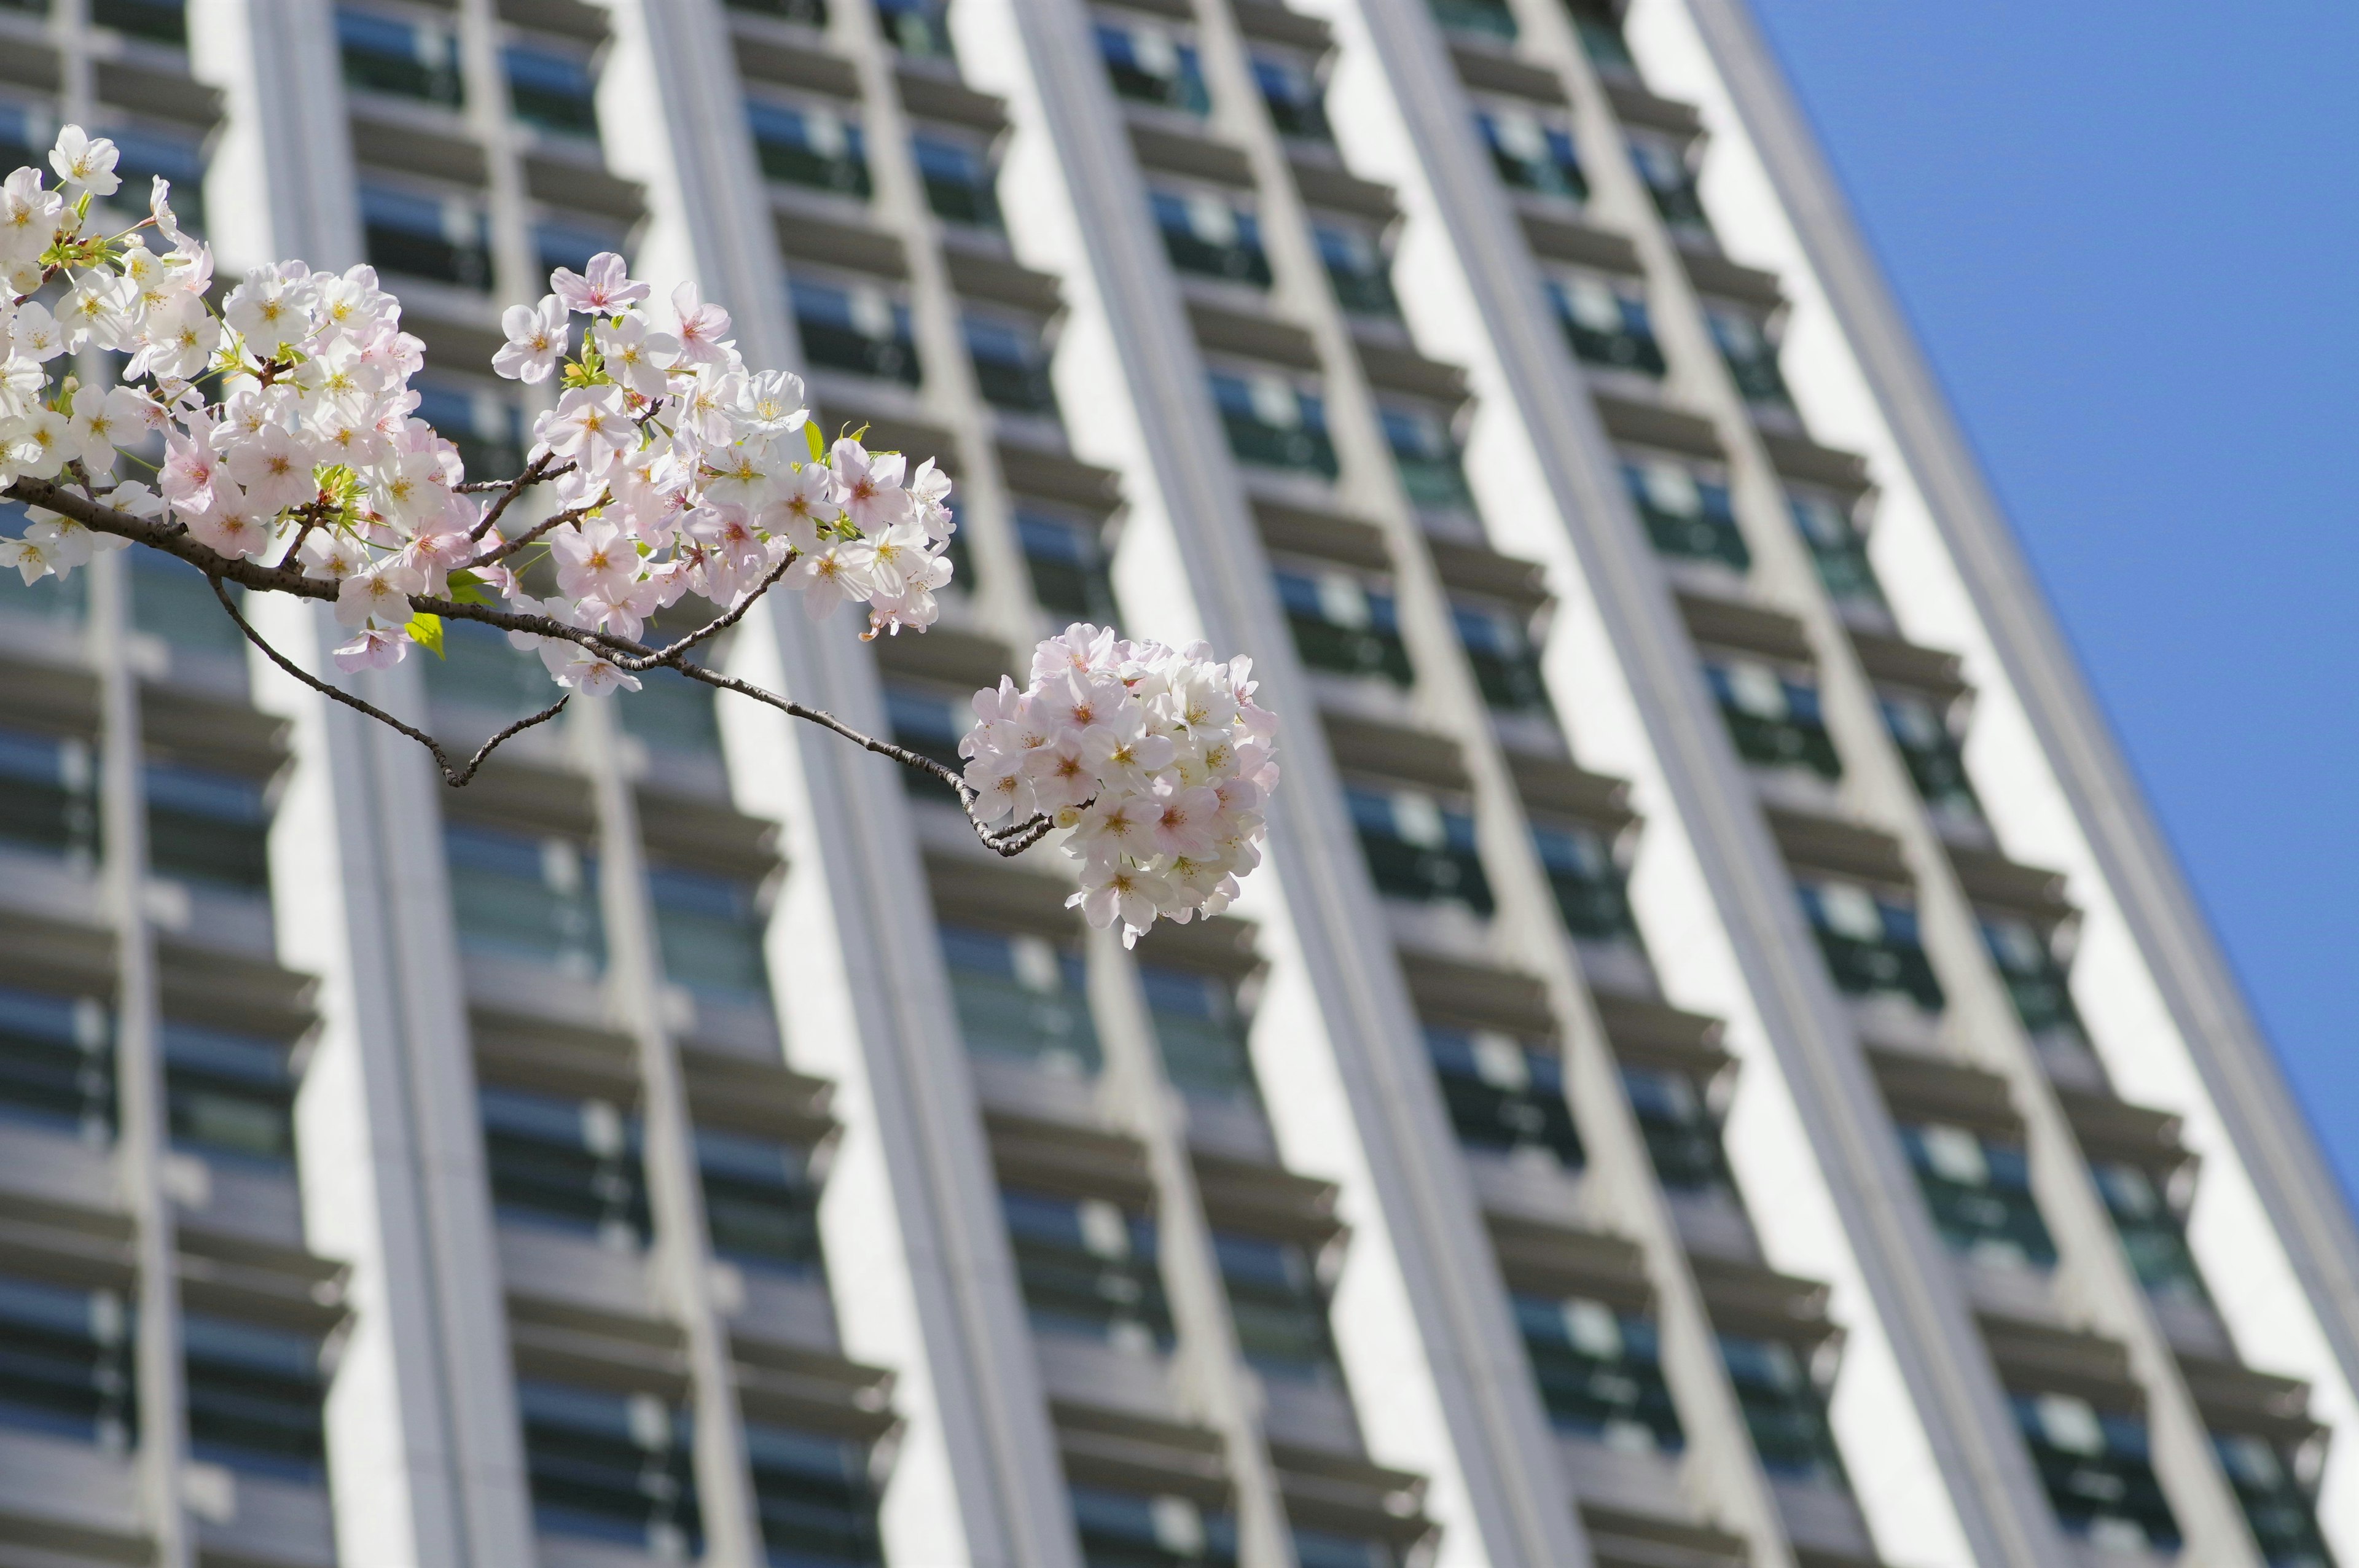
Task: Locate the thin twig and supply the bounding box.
[469,451,558,540]
[469,499,603,568]
[206,575,570,787]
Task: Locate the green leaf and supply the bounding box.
[444,571,490,606]
[405,611,446,659]
[804,418,826,463]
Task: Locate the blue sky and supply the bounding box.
[1745,1,2359,1197]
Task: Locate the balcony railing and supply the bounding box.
[1425,1029,1584,1171]
[1514,1293,1683,1451]
[1899,1121,2056,1268]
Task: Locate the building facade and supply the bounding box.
[0,1,2350,1566]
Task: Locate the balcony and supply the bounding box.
[1551,275,1666,377]
[1316,222,1398,318]
[1704,658,1842,781]
[1138,962,1258,1105]
[1532,818,1642,949]
[1275,565,1414,688]
[1514,1292,1683,1453]
[746,1419,885,1562]
[93,0,184,45]
[2011,1392,2181,1554]
[1154,189,1273,288]
[749,98,872,198]
[446,822,606,980]
[1721,1334,1846,1489]
[480,1085,649,1250]
[1016,509,1119,628]
[1708,306,1793,407]
[1621,1063,1737,1197]
[1217,1229,1343,1387]
[1098,18,1211,117]
[698,1126,822,1276]
[877,0,955,60]
[517,1378,701,1554]
[1798,878,1945,1015]
[914,131,1002,230]
[1346,783,1494,918]
[1788,490,1885,610]
[1899,1121,2056,1270]
[940,924,1102,1078]
[966,314,1060,416]
[184,1311,331,1484]
[505,44,601,140]
[1074,1485,1239,1567]
[647,860,772,1008]
[1003,1188,1174,1351]
[1253,50,1331,141]
[1880,690,1982,826]
[360,182,492,292]
[1211,371,1338,479]
[1628,136,1711,244]
[2213,1430,2334,1568]
[1567,0,1637,77]
[1481,107,1586,203]
[792,276,920,386]
[1382,405,1476,513]
[1426,1028,1584,1173]
[1453,598,1551,716]
[1981,915,2087,1045]
[2089,1160,2210,1309]
[1624,459,1748,574]
[727,0,826,21]
[338,9,463,108]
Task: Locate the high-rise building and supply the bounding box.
[0,0,2348,1565]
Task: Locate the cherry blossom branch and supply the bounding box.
[206,575,571,787]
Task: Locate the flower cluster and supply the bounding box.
[963,625,1280,944]
[0,127,1278,942]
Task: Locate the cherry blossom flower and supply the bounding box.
[550,251,650,314]
[493,294,569,383]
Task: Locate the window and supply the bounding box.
[616,660,725,757]
[1514,1292,1682,1451]
[1430,0,1517,41]
[1625,134,1710,241]
[427,615,554,719]
[1621,1064,1732,1195]
[1880,691,1980,819]
[0,502,90,625]
[1702,656,1841,779]
[1532,817,1637,942]
[883,682,966,801]
[1215,1230,1339,1383]
[2213,1431,2333,1568]
[747,98,871,197]
[93,0,187,45]
[1345,783,1493,915]
[1452,596,1550,712]
[698,1126,821,1274]
[104,122,207,230]
[1382,402,1474,510]
[1253,49,1329,141]
[517,1379,700,1554]
[1293,1530,1406,1568]
[912,130,1001,228]
[2091,1161,2208,1306]
[1314,220,1398,318]
[1017,507,1119,626]
[134,548,248,655]
[791,275,920,384]
[539,219,629,286]
[337,7,462,104]
[1707,306,1791,406]
[1001,1189,1173,1350]
[965,313,1059,415]
[1272,564,1414,687]
[1622,458,1748,572]
[1787,490,1884,607]
[1138,963,1257,1103]
[1549,273,1665,375]
[414,381,526,486]
[164,1020,295,1167]
[146,758,272,894]
[727,0,825,22]
[183,1314,327,1481]
[1150,187,1272,287]
[479,1084,651,1247]
[746,1420,884,1564]
[360,181,492,291]
[876,0,954,59]
[0,1271,133,1449]
[1208,369,1337,477]
[1721,1334,1844,1486]
[1097,17,1210,115]
[444,822,605,975]
[1071,1484,1240,1567]
[2013,1392,2179,1551]
[1567,0,1636,75]
[506,43,600,138]
[648,861,771,1004]
[0,725,96,868]
[939,924,1102,1076]
[1796,877,1944,1012]
[1478,106,1584,201]
[1898,1121,2055,1269]
[0,984,111,1141]
[1424,1028,1584,1171]
[1980,916,2084,1042]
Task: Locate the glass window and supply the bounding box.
[1314,220,1398,318]
[1208,370,1337,477]
[1253,50,1329,141]
[337,7,463,106]
[939,923,1101,1076]
[1880,690,1980,819]
[1452,597,1550,712]
[1425,1028,1583,1171]
[415,381,527,487]
[746,1418,883,1564]
[1272,564,1413,686]
[746,98,872,197]
[1001,1188,1173,1350]
[1708,306,1791,406]
[163,1020,295,1166]
[1796,877,1944,1012]
[1788,489,1884,607]
[647,861,771,1004]
[1513,1292,1683,1451]
[1567,0,1636,74]
[1550,273,1665,375]
[1382,402,1474,510]
[1703,657,1841,779]
[1150,187,1272,287]
[1097,18,1211,115]
[1138,963,1256,1103]
[697,1126,820,1275]
[791,276,919,384]
[506,43,600,137]
[1532,818,1638,942]
[0,725,98,868]
[1430,0,1517,42]
[1478,106,1584,201]
[1622,458,1748,571]
[145,758,272,894]
[103,122,207,230]
[536,217,628,283]
[1293,1529,1405,1568]
[2013,1392,2180,1551]
[183,1313,327,1481]
[1017,509,1119,627]
[1071,1484,1240,1567]
[1980,915,2084,1040]
[1898,1120,2055,1269]
[0,1270,134,1449]
[1620,1063,1732,1195]
[1215,1230,1339,1384]
[966,313,1059,415]
[479,1083,651,1247]
[616,660,726,759]
[517,1379,700,1554]
[2213,1430,2333,1568]
[1345,783,1493,915]
[883,683,966,803]
[913,131,1001,228]
[359,181,492,291]
[93,0,187,45]
[2090,1161,2209,1306]
[0,983,112,1141]
[444,822,605,975]
[1721,1334,1844,1486]
[876,0,953,58]
[133,548,248,655]
[1626,133,1710,241]
[728,0,827,19]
